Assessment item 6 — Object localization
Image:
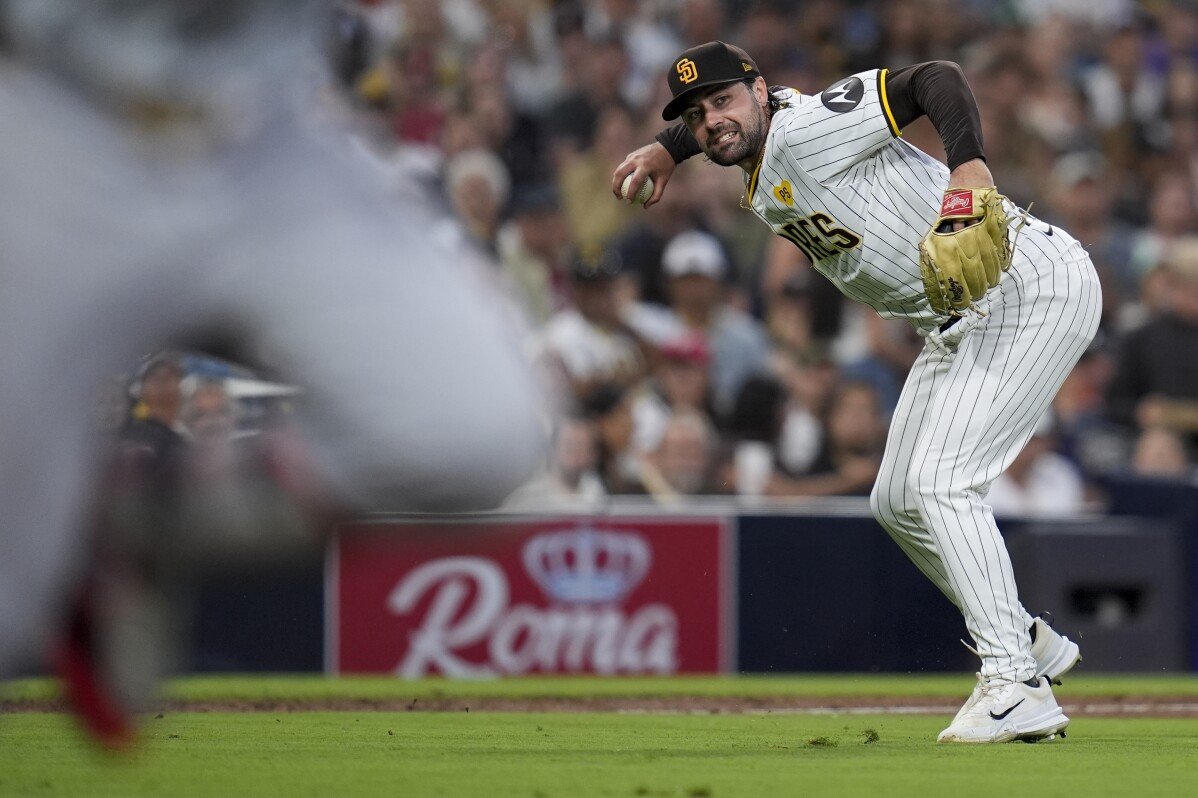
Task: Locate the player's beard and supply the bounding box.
[705,102,768,167]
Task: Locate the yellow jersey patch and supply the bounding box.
[773,181,795,206]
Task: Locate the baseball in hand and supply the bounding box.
[621,174,654,206]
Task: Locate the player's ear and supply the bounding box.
[751,76,770,107]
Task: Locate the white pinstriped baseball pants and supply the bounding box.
[870,224,1102,684]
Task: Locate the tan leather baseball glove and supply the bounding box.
[918,187,1014,316]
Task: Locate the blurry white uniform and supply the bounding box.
[0,1,544,674]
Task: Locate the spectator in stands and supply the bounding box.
[545,32,631,164]
[774,349,840,477]
[559,103,642,251]
[582,382,645,494]
[540,248,647,399]
[631,333,715,454]
[1128,172,1198,279]
[770,380,886,497]
[507,415,606,506]
[444,149,510,257]
[1052,338,1132,479]
[182,378,237,447]
[721,374,788,496]
[840,313,922,416]
[461,47,552,191]
[661,230,772,416]
[580,0,682,109]
[120,354,189,484]
[1043,152,1137,323]
[641,410,717,501]
[1080,21,1167,140]
[180,377,242,487]
[497,184,572,327]
[610,166,710,306]
[1130,426,1195,480]
[676,0,729,48]
[986,415,1087,517]
[1108,237,1198,446]
[490,0,565,117]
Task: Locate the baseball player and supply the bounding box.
[614,41,1099,743]
[0,0,544,745]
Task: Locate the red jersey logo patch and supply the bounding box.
[941,190,974,216]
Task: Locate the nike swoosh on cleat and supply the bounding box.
[989,699,1025,721]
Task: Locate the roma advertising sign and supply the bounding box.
[328,516,731,676]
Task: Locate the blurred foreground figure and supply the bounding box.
[0,0,545,745]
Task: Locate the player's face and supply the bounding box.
[680,79,769,168]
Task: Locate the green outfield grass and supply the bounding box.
[6,672,1198,702]
[3,675,1198,797]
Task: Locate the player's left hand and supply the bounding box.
[918,185,1013,316]
[943,159,996,232]
[612,143,676,208]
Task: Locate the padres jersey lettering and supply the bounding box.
[776,212,860,262]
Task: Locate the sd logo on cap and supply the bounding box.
[662,41,760,121]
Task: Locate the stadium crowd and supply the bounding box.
[321,0,1198,509]
[94,0,1186,511]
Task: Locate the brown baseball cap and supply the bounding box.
[662,41,761,121]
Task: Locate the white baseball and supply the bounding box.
[621,174,654,206]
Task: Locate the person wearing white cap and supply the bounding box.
[661,230,771,415]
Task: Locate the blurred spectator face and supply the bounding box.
[1163,238,1198,321]
[777,352,838,414]
[466,44,508,93]
[470,91,515,148]
[139,360,184,423]
[452,173,502,234]
[593,104,636,165]
[1149,174,1197,235]
[185,382,235,444]
[1025,16,1078,80]
[655,413,713,494]
[1139,266,1172,315]
[663,231,727,316]
[402,0,446,42]
[440,111,486,157]
[600,0,638,22]
[1132,427,1191,477]
[1105,27,1144,85]
[583,38,628,101]
[446,150,510,240]
[678,0,727,45]
[516,206,569,261]
[669,273,721,314]
[573,277,622,328]
[552,418,599,487]
[825,382,884,454]
[597,392,635,455]
[659,357,709,409]
[739,3,792,73]
[1048,153,1112,224]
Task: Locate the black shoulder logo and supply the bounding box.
[820,76,864,113]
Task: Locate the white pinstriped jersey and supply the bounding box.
[747,70,966,335]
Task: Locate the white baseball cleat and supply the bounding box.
[950,614,1082,726]
[1030,615,1082,684]
[937,677,1069,744]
